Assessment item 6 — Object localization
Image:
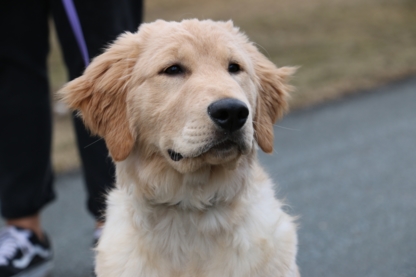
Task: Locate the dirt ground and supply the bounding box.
[50,0,416,172]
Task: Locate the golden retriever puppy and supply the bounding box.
[60,19,299,277]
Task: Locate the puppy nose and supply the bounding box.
[208,98,249,133]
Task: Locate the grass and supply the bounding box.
[50,0,416,172]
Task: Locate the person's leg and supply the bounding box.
[51,0,143,222]
[0,0,55,239]
[0,1,54,276]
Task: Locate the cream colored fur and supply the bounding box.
[59,19,299,277]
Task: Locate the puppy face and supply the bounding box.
[60,19,294,173]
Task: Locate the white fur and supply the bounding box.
[96,149,299,277]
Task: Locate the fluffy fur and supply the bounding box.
[59,19,299,277]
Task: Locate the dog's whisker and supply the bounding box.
[253,42,271,59]
[252,120,299,132]
[273,124,300,132]
[84,138,104,149]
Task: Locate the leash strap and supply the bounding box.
[62,0,90,67]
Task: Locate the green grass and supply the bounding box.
[50,0,416,172]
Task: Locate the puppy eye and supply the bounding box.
[163,65,184,75]
[228,63,241,74]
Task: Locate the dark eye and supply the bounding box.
[163,64,184,75]
[228,63,241,73]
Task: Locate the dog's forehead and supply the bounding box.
[139,20,247,61]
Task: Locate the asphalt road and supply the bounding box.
[259,77,416,277]
[1,77,415,276]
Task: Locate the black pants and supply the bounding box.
[0,0,142,220]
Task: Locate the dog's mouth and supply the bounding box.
[209,139,238,152]
[168,149,184,161]
[167,138,242,162]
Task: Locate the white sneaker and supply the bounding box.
[0,226,53,277]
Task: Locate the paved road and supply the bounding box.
[1,77,415,276]
[259,77,416,277]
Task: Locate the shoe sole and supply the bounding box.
[12,260,53,277]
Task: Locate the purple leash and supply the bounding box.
[62,0,90,67]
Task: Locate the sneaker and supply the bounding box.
[0,226,52,277]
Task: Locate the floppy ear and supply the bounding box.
[59,32,139,161]
[249,46,296,153]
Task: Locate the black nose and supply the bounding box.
[208,98,249,133]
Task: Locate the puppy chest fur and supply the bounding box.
[98,160,298,277]
[59,19,299,277]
